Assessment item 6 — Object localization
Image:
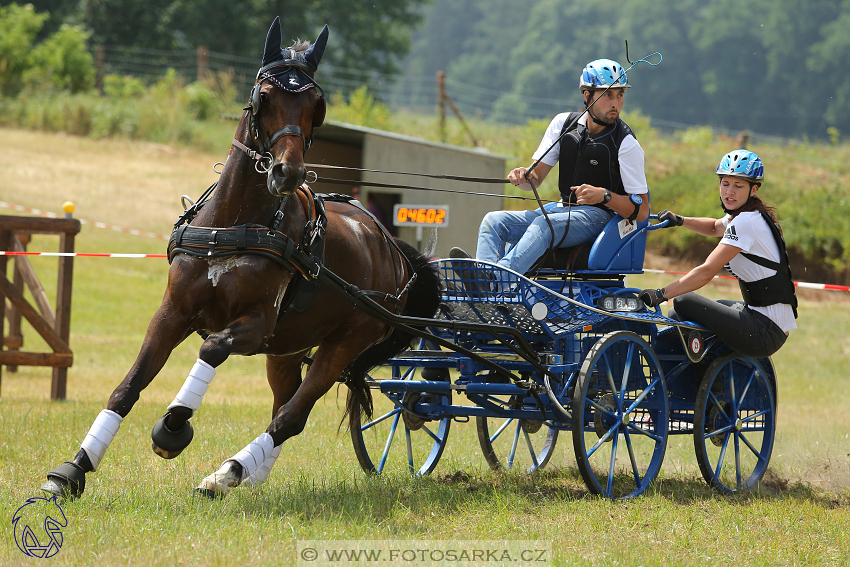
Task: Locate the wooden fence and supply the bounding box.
[0,215,80,399]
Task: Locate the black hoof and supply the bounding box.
[41,461,86,500]
[193,487,221,500]
[151,412,194,459]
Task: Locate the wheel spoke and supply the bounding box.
[624,373,663,415]
[508,421,521,468]
[740,408,771,424]
[703,422,736,442]
[734,432,742,490]
[420,422,442,443]
[378,412,402,473]
[607,433,619,495]
[737,368,757,407]
[739,432,767,462]
[623,429,642,486]
[619,342,636,408]
[523,429,541,469]
[707,391,730,419]
[406,427,414,473]
[490,418,513,444]
[587,422,618,458]
[587,398,618,420]
[625,421,663,442]
[729,367,738,416]
[361,408,402,432]
[712,430,731,478]
[601,351,618,403]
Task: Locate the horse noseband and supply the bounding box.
[268,125,310,151]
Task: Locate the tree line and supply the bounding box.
[1,0,428,76]
[4,0,850,140]
[401,0,850,140]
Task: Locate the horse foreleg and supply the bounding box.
[42,301,192,499]
[152,313,275,459]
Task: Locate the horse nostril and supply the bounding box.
[271,163,288,182]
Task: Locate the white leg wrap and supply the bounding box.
[231,432,276,482]
[243,444,282,487]
[167,358,216,412]
[80,409,123,471]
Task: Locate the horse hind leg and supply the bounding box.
[196,334,380,498]
[196,433,278,498]
[196,352,304,497]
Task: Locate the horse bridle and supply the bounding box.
[244,57,326,172]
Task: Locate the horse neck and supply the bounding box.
[195,116,283,228]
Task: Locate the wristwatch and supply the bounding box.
[628,194,643,221]
[602,189,612,204]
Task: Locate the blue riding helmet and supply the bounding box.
[716,149,764,182]
[579,59,630,91]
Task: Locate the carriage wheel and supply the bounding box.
[476,394,558,473]
[572,331,668,499]
[350,358,451,476]
[693,354,776,493]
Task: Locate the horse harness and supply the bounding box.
[168,185,416,319]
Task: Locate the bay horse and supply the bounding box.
[41,17,440,500]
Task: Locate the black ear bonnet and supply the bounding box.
[250,17,328,129]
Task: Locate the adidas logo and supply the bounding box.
[724,225,739,241]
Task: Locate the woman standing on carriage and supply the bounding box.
[639,150,797,357]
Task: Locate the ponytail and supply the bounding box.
[729,185,781,235]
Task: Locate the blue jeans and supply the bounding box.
[476,203,613,274]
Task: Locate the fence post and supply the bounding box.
[95,46,105,94]
[437,71,446,142]
[197,46,209,82]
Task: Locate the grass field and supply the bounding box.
[1,127,849,566]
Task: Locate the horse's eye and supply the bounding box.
[260,92,268,102]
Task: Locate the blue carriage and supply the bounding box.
[349,214,777,499]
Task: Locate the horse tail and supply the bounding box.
[341,238,442,431]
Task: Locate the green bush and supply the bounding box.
[182,81,217,120]
[328,86,393,130]
[103,74,145,99]
[23,23,95,93]
[0,3,48,96]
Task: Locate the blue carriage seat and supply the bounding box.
[532,214,649,275]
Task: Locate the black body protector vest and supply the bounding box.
[727,210,798,319]
[556,112,635,208]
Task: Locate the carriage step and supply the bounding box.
[393,350,563,363]
[374,380,529,396]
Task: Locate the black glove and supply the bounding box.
[639,288,667,307]
[657,209,684,227]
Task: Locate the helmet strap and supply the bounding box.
[584,91,612,127]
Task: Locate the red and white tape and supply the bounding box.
[3,201,848,292]
[0,251,167,259]
[643,268,850,292]
[0,201,169,240]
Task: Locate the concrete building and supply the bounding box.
[307,121,509,258]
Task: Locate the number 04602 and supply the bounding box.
[392,205,450,227]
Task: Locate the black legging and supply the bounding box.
[668,292,788,358]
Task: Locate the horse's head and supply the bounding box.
[249,17,328,197]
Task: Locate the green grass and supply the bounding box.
[2,128,850,566]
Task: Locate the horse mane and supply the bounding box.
[287,39,312,54]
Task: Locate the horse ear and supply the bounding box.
[304,25,329,71]
[262,16,283,67]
